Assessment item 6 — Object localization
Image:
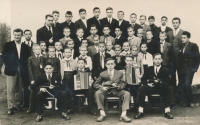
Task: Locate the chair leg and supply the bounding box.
[78,97,81,114]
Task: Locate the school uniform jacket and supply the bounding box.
[118,20,129,37]
[87,16,103,36]
[100,17,118,37]
[61,21,75,39]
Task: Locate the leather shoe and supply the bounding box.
[164,112,173,119]
[35,115,43,122]
[97,115,106,122]
[7,108,14,115]
[62,113,70,120]
[134,112,144,119]
[120,115,131,123]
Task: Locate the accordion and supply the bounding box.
[74,72,92,90]
[125,66,141,85]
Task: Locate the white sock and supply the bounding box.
[84,98,88,105]
[138,106,143,113]
[55,98,58,110]
[100,110,106,116]
[165,107,170,113]
[121,111,127,117]
[145,96,148,102]
[131,96,134,103]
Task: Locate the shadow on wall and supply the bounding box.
[0,23,11,52]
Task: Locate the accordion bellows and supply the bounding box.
[126,66,141,85]
[74,72,91,90]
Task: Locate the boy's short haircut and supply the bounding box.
[32,44,40,51]
[153,53,162,59]
[172,17,181,24]
[125,54,133,60]
[76,27,84,32]
[161,16,168,20]
[93,7,100,12]
[140,42,148,48]
[146,30,153,34]
[131,45,138,51]
[81,39,88,43]
[103,25,110,30]
[67,39,74,44]
[99,42,106,47]
[114,44,122,50]
[159,31,167,36]
[105,41,112,45]
[13,28,23,35]
[130,13,137,17]
[55,41,61,45]
[140,15,146,20]
[79,45,88,51]
[127,26,135,31]
[63,27,70,31]
[90,24,97,30]
[106,7,113,11]
[45,62,53,68]
[39,41,46,45]
[48,46,56,51]
[115,26,122,31]
[93,34,99,40]
[65,11,72,16]
[182,31,191,38]
[52,10,59,15]
[24,29,32,34]
[123,41,130,46]
[63,47,72,52]
[77,58,87,64]
[148,16,155,20]
[117,11,124,15]
[45,14,53,19]
[79,8,86,13]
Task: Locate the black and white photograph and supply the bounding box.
[0,0,200,124]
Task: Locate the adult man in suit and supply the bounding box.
[74,8,89,38]
[129,13,142,36]
[101,7,118,37]
[114,27,127,47]
[61,11,75,39]
[158,16,172,33]
[52,10,62,40]
[88,7,102,36]
[148,16,160,41]
[94,58,131,122]
[134,53,174,119]
[37,14,59,49]
[139,15,151,40]
[2,28,30,115]
[178,31,200,107]
[117,11,129,37]
[167,17,184,90]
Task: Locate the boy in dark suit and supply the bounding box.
[61,11,75,39]
[39,41,47,57]
[23,29,34,56]
[86,24,98,46]
[27,44,46,113]
[117,11,129,37]
[129,13,142,36]
[158,16,172,33]
[134,53,174,119]
[88,35,99,59]
[59,27,72,48]
[113,44,126,70]
[88,7,102,36]
[74,8,89,38]
[74,28,84,53]
[178,31,200,107]
[114,26,127,47]
[101,7,118,37]
[92,42,111,80]
[45,46,60,73]
[32,62,70,122]
[52,10,62,40]
[148,16,160,41]
[100,25,115,45]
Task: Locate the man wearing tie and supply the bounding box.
[117,11,129,37]
[88,7,102,36]
[167,17,184,92]
[178,31,200,107]
[2,28,29,115]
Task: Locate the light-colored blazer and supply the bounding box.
[100,35,115,45]
[86,35,94,46]
[60,58,77,79]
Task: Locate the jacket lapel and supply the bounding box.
[184,42,192,54]
[163,42,168,52]
[79,19,87,29]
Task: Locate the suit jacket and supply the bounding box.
[92,53,111,78]
[158,26,172,33]
[31,72,61,92]
[36,26,59,48]
[100,35,115,45]
[61,21,75,39]
[141,24,151,40]
[60,58,77,79]
[179,42,200,73]
[149,24,160,41]
[113,55,126,70]
[142,66,170,88]
[159,41,172,66]
[88,45,98,60]
[86,35,95,46]
[100,17,118,37]
[88,16,102,36]
[93,69,127,95]
[118,20,129,37]
[45,57,60,73]
[28,55,46,81]
[24,40,35,56]
[74,19,89,38]
[146,39,160,55]
[53,22,62,39]
[115,35,127,47]
[2,41,29,77]
[167,29,184,56]
[128,23,143,35]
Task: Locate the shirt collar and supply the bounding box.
[116,35,121,39]
[35,54,41,58]
[173,28,180,32]
[160,40,165,44]
[107,17,112,20]
[78,68,85,71]
[108,69,114,74]
[46,73,52,78]
[64,57,72,61]
[49,55,55,58]
[154,65,161,71]
[161,25,166,28]
[100,51,105,55]
[46,25,52,29]
[15,41,22,45]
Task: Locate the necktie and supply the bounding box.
[174,29,176,36]
[48,26,52,36]
[160,42,163,53]
[117,56,120,63]
[54,22,56,27]
[143,54,146,59]
[109,19,111,24]
[155,68,158,76]
[182,43,186,53]
[58,53,61,59]
[66,60,70,68]
[48,74,51,85]
[132,23,135,27]
[100,54,104,69]
[109,70,112,80]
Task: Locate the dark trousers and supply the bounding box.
[128,85,140,107]
[23,85,30,107]
[171,57,181,88]
[178,71,195,104]
[35,90,67,115]
[29,89,37,110]
[0,55,3,74]
[138,85,174,108]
